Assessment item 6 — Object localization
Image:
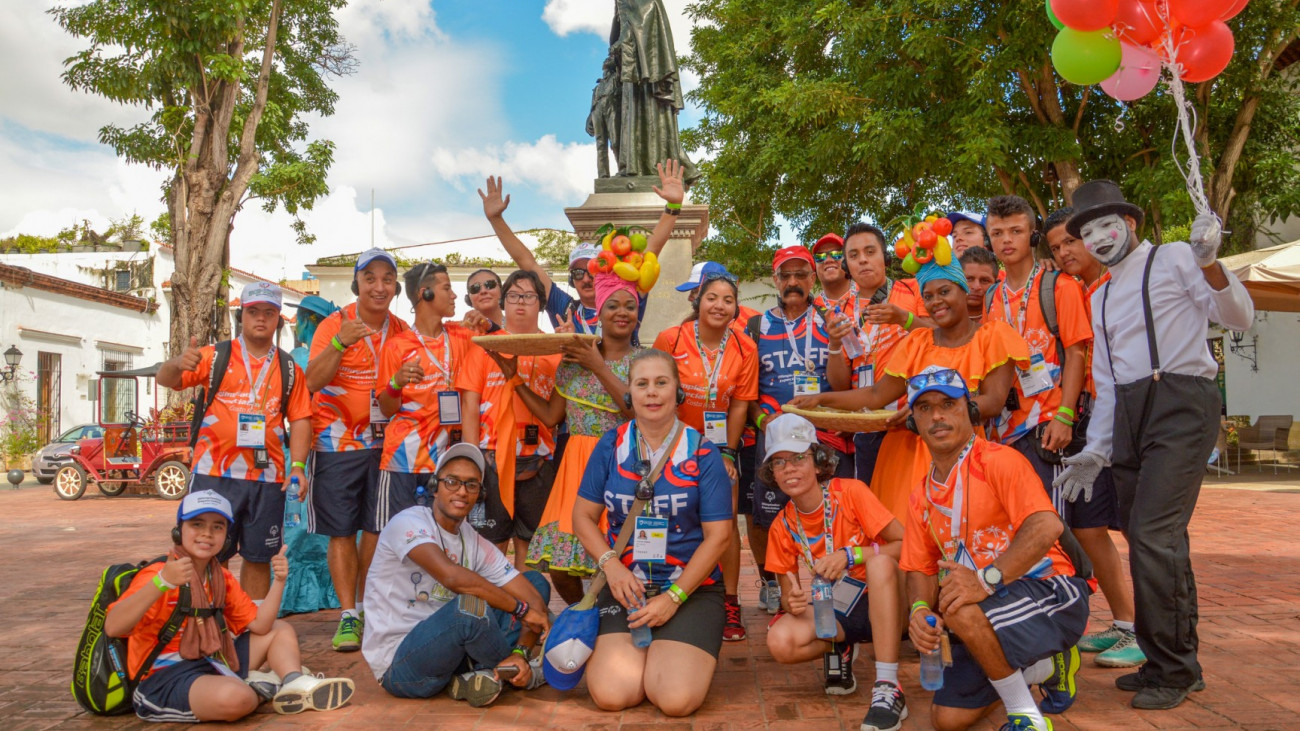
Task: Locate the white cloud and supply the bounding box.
[431,135,596,205]
[542,0,695,54]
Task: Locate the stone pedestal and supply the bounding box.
[565,190,708,343]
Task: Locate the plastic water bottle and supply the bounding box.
[284,476,303,529]
[835,307,865,360]
[629,604,653,648]
[811,575,836,640]
[920,615,945,691]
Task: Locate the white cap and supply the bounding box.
[435,442,486,476]
[240,281,282,310]
[177,489,235,525]
[763,414,818,463]
[569,243,602,266]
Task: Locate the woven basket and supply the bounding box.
[780,404,897,433]
[472,333,600,356]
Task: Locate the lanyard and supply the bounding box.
[694,323,731,403]
[822,281,857,314]
[436,522,468,569]
[777,307,816,371]
[358,312,391,378]
[236,336,275,412]
[998,263,1039,336]
[784,481,836,572]
[924,437,976,552]
[413,325,453,386]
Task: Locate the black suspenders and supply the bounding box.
[1101,245,1162,384]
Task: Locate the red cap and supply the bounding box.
[773,245,815,271]
[812,233,844,253]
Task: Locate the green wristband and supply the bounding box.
[665,202,682,211]
[331,335,346,353]
[153,574,175,593]
[1057,405,1076,418]
[904,312,915,330]
[1054,414,1075,427]
[667,584,689,604]
[910,600,930,616]
[291,461,307,470]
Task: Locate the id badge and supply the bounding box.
[207,658,240,679]
[632,516,669,562]
[794,373,821,396]
[854,363,874,389]
[833,576,866,615]
[703,411,727,444]
[438,391,462,425]
[524,424,539,446]
[236,413,265,448]
[253,448,269,470]
[369,390,388,424]
[1017,353,1054,397]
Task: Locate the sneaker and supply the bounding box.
[448,669,503,707]
[723,596,747,641]
[1116,670,1205,693]
[332,614,362,652]
[1132,684,1190,710]
[272,674,355,714]
[1000,713,1053,731]
[246,670,279,702]
[823,641,857,696]
[524,655,547,691]
[1095,629,1146,668]
[1037,646,1080,714]
[860,681,908,731]
[764,579,781,614]
[1077,623,1125,653]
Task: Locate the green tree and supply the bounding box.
[526,227,581,270]
[682,0,1300,269]
[51,0,354,360]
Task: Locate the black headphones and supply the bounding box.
[171,521,235,555]
[906,397,983,434]
[623,387,687,410]
[352,276,401,297]
[421,287,436,302]
[426,473,486,503]
[757,445,839,485]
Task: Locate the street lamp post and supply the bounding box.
[1,346,21,382]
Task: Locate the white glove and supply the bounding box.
[1053,451,1105,503]
[1189,213,1223,269]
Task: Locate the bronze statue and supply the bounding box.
[589,0,699,186]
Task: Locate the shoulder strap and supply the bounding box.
[983,284,997,314]
[1038,270,1065,365]
[745,314,761,343]
[1141,246,1161,379]
[130,582,190,686]
[276,348,294,418]
[189,341,233,448]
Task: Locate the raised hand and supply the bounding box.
[652,160,685,205]
[160,552,196,587]
[479,176,511,219]
[179,337,203,372]
[784,571,808,616]
[337,317,372,348]
[397,358,426,387]
[270,543,289,582]
[553,309,578,334]
[1189,213,1223,268]
[488,351,519,381]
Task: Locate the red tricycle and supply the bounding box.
[53,364,192,501]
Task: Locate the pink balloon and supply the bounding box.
[1101,43,1163,101]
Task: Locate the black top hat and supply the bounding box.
[1066,180,1144,238]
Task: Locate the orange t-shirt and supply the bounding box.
[901,439,1074,579]
[309,304,410,452]
[883,321,1031,393]
[454,342,560,458]
[766,478,897,585]
[375,324,474,473]
[179,340,311,483]
[111,562,258,679]
[653,322,759,442]
[983,269,1092,443]
[844,279,929,404]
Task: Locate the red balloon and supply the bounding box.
[1169,0,1233,28]
[1175,21,1235,83]
[1112,0,1162,47]
[1051,0,1119,32]
[1220,0,1249,21]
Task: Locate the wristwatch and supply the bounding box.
[980,565,1005,595]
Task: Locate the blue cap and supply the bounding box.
[906,366,971,409]
[177,490,235,525]
[541,603,600,690]
[355,247,398,273]
[676,261,732,292]
[946,211,986,229]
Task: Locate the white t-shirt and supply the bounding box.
[362,506,519,681]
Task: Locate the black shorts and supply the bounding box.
[473,455,556,544]
[132,632,251,722]
[307,449,382,536]
[934,575,1090,710]
[737,443,758,516]
[189,474,285,563]
[836,588,876,645]
[597,584,725,658]
[373,470,428,532]
[1064,466,1120,531]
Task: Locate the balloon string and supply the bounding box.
[1160,4,1214,221]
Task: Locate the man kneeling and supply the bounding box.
[106,490,353,722]
[362,442,551,706]
[903,371,1089,731]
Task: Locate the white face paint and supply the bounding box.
[1079,214,1133,267]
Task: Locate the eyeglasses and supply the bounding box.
[438,476,482,494]
[467,279,499,295]
[775,269,815,283]
[504,292,540,304]
[569,268,591,282]
[814,250,844,263]
[768,452,811,470]
[907,368,964,392]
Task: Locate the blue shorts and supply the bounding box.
[737,443,758,516]
[1064,467,1120,531]
[373,470,427,533]
[189,474,285,563]
[934,575,1090,710]
[837,588,876,646]
[132,632,251,722]
[307,449,382,536]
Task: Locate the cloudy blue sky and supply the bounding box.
[0,0,710,280]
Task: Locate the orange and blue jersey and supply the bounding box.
[309,304,410,452]
[376,324,473,473]
[754,306,851,452]
[577,421,733,588]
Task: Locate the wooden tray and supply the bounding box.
[780,404,897,433]
[472,332,600,356]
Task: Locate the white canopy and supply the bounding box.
[1220,240,1300,313]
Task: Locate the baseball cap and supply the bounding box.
[906,366,971,409]
[772,245,815,272]
[240,281,282,310]
[356,247,398,273]
[435,442,486,476]
[542,604,600,690]
[946,211,986,229]
[676,261,732,292]
[569,243,602,266]
[763,414,819,463]
[177,490,235,525]
[812,233,844,254]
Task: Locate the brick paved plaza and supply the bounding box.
[2,475,1298,730]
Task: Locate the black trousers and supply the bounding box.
[1111,372,1218,689]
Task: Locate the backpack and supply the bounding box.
[189,340,296,448]
[984,270,1066,365]
[72,558,191,715]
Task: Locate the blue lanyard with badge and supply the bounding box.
[363,316,392,440]
[782,308,821,396]
[235,336,275,469]
[998,265,1054,397]
[695,324,731,445]
[853,280,895,389]
[630,421,683,586]
[783,483,866,616]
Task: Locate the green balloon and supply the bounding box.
[1051,28,1122,86]
[1045,0,1064,30]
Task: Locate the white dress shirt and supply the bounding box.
[1086,240,1255,462]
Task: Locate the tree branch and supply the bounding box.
[228,0,281,201]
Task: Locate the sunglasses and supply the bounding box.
[569,268,591,282]
[438,476,483,494]
[907,368,964,392]
[467,279,499,295]
[700,271,738,286]
[814,250,844,263]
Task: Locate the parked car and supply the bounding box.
[32,425,104,484]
